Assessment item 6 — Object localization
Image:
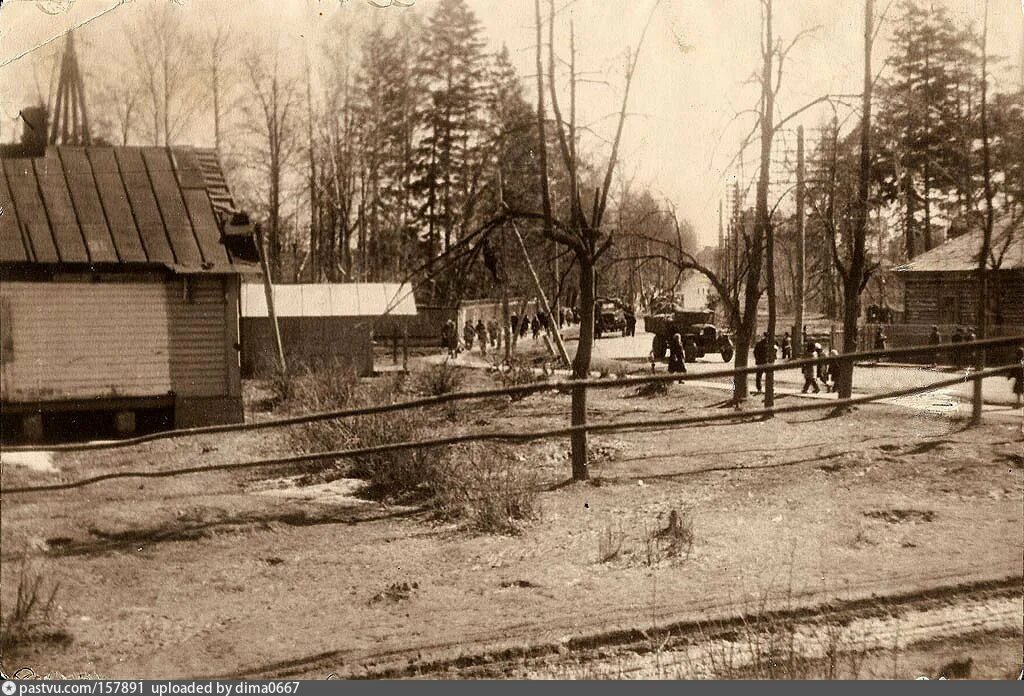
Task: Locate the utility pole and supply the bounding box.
[793,125,806,357]
[255,224,287,375]
[511,221,572,368]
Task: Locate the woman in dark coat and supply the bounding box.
[667,333,687,375]
[1009,347,1024,408]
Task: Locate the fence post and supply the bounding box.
[402,327,409,372]
[971,342,984,424]
[392,334,399,365]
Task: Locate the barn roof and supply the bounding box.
[0,145,256,273]
[240,283,419,318]
[895,215,1023,273]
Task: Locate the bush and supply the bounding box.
[0,561,69,653]
[495,356,542,399]
[432,444,540,534]
[418,360,464,396]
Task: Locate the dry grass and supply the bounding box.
[0,561,69,654]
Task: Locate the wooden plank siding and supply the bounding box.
[0,276,230,403]
[902,270,1024,327]
[167,276,228,397]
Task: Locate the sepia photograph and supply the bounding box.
[0,0,1022,681]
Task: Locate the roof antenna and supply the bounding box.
[48,30,91,146]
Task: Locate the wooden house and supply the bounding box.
[889,216,1023,361]
[0,97,259,442]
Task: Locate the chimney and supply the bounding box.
[20,105,48,155]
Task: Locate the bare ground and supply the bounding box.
[1,369,1022,679]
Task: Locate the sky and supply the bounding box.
[1,0,1022,246]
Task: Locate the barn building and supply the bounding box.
[239,283,418,377]
[891,216,1022,361]
[0,34,258,442]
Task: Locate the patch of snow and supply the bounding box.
[0,450,58,473]
[253,476,368,506]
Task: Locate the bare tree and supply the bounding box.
[125,3,203,146]
[241,39,302,281]
[523,0,658,480]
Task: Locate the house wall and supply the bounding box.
[901,270,1024,326]
[240,316,374,377]
[0,274,242,429]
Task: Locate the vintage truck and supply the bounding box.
[644,305,734,363]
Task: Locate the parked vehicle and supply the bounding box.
[595,297,627,337]
[644,305,734,362]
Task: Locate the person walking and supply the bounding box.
[965,327,977,368]
[488,318,499,349]
[873,326,887,364]
[781,334,792,360]
[624,307,637,337]
[531,314,541,340]
[1009,347,1024,408]
[753,332,769,394]
[520,315,530,339]
[475,319,488,356]
[442,319,458,359]
[667,333,687,375]
[802,341,821,393]
[951,327,964,369]
[463,321,475,352]
[928,325,941,368]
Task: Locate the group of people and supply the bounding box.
[441,309,573,359]
[753,331,839,395]
[927,325,980,369]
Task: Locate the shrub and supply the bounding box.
[495,356,542,399]
[418,360,464,396]
[432,444,540,534]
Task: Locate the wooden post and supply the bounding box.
[510,221,572,368]
[402,326,409,372]
[793,125,806,358]
[255,223,287,375]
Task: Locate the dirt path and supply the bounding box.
[390,576,1023,679]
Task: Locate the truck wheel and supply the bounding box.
[721,346,734,363]
[652,334,667,360]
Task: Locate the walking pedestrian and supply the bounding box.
[624,307,637,337]
[802,341,821,393]
[531,315,541,340]
[1009,347,1024,408]
[475,319,488,356]
[873,326,887,364]
[781,334,792,360]
[753,332,769,394]
[951,327,964,369]
[510,314,519,339]
[487,319,499,349]
[667,333,687,375]
[463,321,475,351]
[823,349,840,392]
[928,325,941,368]
[520,315,530,339]
[965,327,977,368]
[442,319,458,359]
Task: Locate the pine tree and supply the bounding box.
[876,0,980,256]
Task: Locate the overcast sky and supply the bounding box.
[1,0,1021,246]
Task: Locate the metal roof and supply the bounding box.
[240,283,419,318]
[894,216,1023,273]
[0,145,256,273]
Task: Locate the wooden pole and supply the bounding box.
[794,125,806,357]
[255,224,287,374]
[511,221,572,368]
